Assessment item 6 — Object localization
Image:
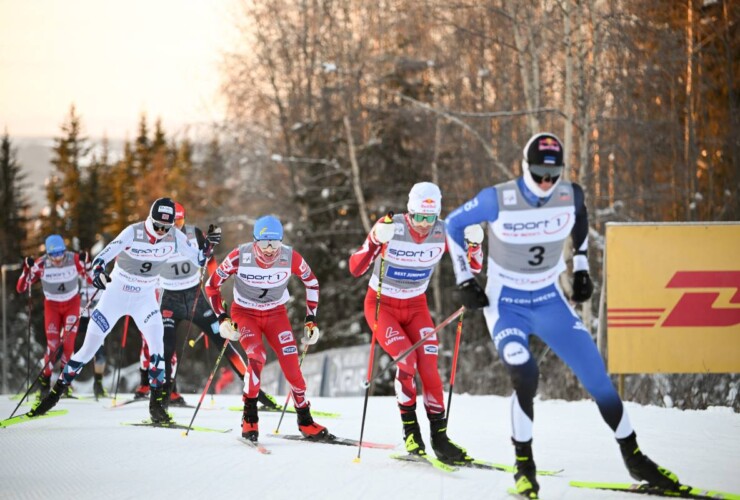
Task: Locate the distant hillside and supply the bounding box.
[13,137,124,212]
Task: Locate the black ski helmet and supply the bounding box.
[149,197,176,225]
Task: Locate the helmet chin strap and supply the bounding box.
[522,160,560,198]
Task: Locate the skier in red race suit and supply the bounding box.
[17,234,91,397]
[205,215,327,443]
[348,182,485,465]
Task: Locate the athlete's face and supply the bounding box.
[408,213,437,236]
[48,252,65,266]
[175,218,185,230]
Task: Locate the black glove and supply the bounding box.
[206,224,222,246]
[217,313,230,324]
[23,256,35,269]
[571,271,594,303]
[78,250,90,263]
[457,278,489,310]
[92,258,111,290]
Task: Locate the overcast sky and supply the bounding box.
[0,0,239,140]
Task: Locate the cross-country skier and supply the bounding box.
[29,198,219,424]
[348,182,484,465]
[133,202,283,410]
[16,234,90,398]
[445,132,680,497]
[204,215,327,443]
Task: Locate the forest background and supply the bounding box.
[1,0,737,409]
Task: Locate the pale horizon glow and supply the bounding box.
[0,0,240,140]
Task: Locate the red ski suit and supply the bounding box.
[17,253,90,378]
[205,244,319,408]
[349,214,482,414]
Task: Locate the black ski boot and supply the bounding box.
[400,405,426,456]
[296,405,329,439]
[618,432,680,490]
[241,397,259,442]
[429,412,472,464]
[133,368,150,399]
[149,387,172,424]
[93,373,106,399]
[28,379,66,417]
[38,374,51,399]
[512,439,539,498]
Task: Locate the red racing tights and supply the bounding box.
[363,289,445,415]
[43,295,80,378]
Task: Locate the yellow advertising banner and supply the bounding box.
[606,223,740,374]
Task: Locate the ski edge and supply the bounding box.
[390,453,457,473]
[569,480,740,500]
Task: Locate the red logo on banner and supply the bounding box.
[607,271,740,328]
[662,271,740,327]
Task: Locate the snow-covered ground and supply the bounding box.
[1,392,738,500]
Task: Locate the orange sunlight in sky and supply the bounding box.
[0,0,239,139]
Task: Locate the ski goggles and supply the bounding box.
[48,250,65,258]
[152,221,173,233]
[528,164,563,184]
[255,239,282,250]
[410,213,437,223]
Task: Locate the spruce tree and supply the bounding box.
[0,131,30,263]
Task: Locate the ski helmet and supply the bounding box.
[521,132,565,197]
[407,182,442,216]
[45,234,66,256]
[174,202,185,221]
[253,215,283,241]
[145,197,176,238]
[253,215,283,265]
[174,202,186,229]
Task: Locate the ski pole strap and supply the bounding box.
[364,305,465,388]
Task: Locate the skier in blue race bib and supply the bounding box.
[445,132,680,498]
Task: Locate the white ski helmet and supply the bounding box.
[407,182,442,216]
[521,132,565,198]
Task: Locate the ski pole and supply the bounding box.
[25,283,32,393]
[182,338,230,436]
[355,213,392,462]
[175,264,209,380]
[111,315,130,406]
[188,331,206,348]
[364,305,465,388]
[9,289,99,419]
[445,310,465,421]
[273,342,310,435]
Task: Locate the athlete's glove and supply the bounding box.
[23,256,35,269]
[92,258,111,290]
[78,250,90,263]
[302,315,320,346]
[370,215,395,245]
[206,224,222,246]
[457,278,489,309]
[571,271,594,303]
[464,224,484,248]
[218,314,240,341]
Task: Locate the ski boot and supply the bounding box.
[400,405,426,456]
[62,383,75,399]
[296,405,329,439]
[133,369,150,400]
[149,387,172,424]
[618,432,680,490]
[168,380,187,407]
[28,379,66,417]
[38,374,51,399]
[241,397,259,442]
[258,389,281,410]
[93,374,106,399]
[429,412,473,465]
[512,439,539,499]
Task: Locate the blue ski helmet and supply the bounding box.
[253,215,283,241]
[45,234,66,256]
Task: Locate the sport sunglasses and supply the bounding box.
[411,213,437,223]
